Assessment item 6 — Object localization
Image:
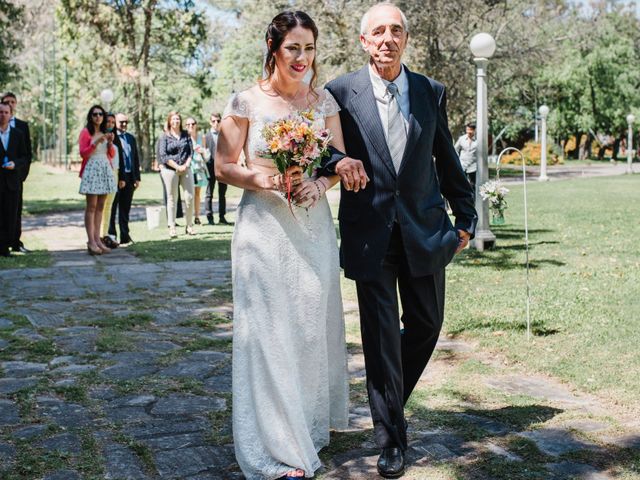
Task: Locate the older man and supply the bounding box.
[321,3,477,477]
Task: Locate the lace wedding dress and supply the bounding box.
[224,86,349,479]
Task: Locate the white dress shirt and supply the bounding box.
[0,125,10,151]
[368,63,410,142]
[454,134,477,173]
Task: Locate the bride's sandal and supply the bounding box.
[282,468,305,479]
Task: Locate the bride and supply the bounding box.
[215,10,356,480]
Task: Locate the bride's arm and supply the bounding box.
[318,114,346,191]
[215,116,276,191]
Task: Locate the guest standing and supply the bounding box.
[1,92,32,254]
[108,112,141,244]
[185,117,210,225]
[101,113,120,248]
[454,122,478,195]
[78,105,117,255]
[204,113,228,225]
[0,102,29,257]
[158,111,194,238]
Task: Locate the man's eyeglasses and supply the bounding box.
[211,119,220,123]
[186,122,197,126]
[92,112,104,117]
[118,121,128,125]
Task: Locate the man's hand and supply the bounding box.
[455,229,471,253]
[335,157,368,192]
[118,180,126,189]
[134,181,140,189]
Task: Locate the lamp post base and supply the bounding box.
[538,174,549,181]
[470,229,497,251]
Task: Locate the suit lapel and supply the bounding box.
[349,66,397,178]
[397,69,431,176]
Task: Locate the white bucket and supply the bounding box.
[146,206,167,230]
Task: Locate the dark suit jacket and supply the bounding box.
[115,131,141,183]
[12,118,31,181]
[0,127,29,191]
[323,65,477,281]
[204,131,217,166]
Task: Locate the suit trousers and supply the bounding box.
[205,162,226,220]
[355,225,445,451]
[109,176,136,240]
[0,185,20,255]
[12,183,24,249]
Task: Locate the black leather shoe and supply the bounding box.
[120,236,134,245]
[12,245,30,253]
[219,216,230,225]
[206,215,214,225]
[377,447,405,478]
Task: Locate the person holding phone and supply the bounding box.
[78,105,117,255]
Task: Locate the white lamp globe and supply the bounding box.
[100,88,114,104]
[627,114,635,125]
[470,33,496,58]
[539,105,550,118]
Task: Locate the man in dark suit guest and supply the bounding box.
[320,4,477,477]
[1,92,32,254]
[108,113,141,245]
[0,102,29,257]
[204,113,228,225]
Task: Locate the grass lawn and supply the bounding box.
[444,175,640,409]
[125,174,640,411]
[0,235,51,270]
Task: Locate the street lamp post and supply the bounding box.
[538,105,549,181]
[627,114,635,174]
[470,32,496,251]
[100,88,114,112]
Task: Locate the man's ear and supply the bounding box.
[359,34,368,52]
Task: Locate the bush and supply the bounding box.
[501,141,563,166]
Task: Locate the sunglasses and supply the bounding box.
[186,122,197,126]
[211,119,220,123]
[92,112,104,117]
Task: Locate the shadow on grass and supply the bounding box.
[456,247,566,271]
[400,402,640,479]
[446,317,560,337]
[25,198,163,215]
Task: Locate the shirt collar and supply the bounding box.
[368,63,408,100]
[9,117,15,127]
[0,124,10,135]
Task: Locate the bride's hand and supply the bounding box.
[293,178,327,208]
[271,165,304,192]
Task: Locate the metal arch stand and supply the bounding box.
[496,147,532,341]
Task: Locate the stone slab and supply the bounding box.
[26,312,67,328]
[1,361,48,377]
[36,396,92,428]
[141,431,206,451]
[519,428,599,456]
[38,432,83,455]
[151,394,226,416]
[154,446,234,478]
[485,375,591,406]
[546,461,612,480]
[128,419,211,440]
[12,424,50,440]
[101,363,159,381]
[0,318,15,328]
[0,377,39,394]
[104,444,150,480]
[0,443,17,467]
[0,399,20,426]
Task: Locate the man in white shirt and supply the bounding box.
[454,122,478,195]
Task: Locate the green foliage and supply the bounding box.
[0,0,23,81]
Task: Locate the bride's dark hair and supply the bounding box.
[264,11,319,93]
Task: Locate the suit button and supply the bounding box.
[387,222,393,229]
[395,190,400,196]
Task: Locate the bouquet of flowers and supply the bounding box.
[260,110,332,211]
[479,180,509,214]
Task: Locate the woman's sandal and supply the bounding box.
[87,243,102,256]
[282,468,305,479]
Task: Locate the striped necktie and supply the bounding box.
[386,82,407,173]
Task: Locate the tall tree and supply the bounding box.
[58,0,207,169]
[0,0,24,82]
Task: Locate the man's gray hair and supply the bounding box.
[360,2,409,35]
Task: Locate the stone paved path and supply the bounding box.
[2,256,638,478]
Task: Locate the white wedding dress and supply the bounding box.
[224,86,349,479]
